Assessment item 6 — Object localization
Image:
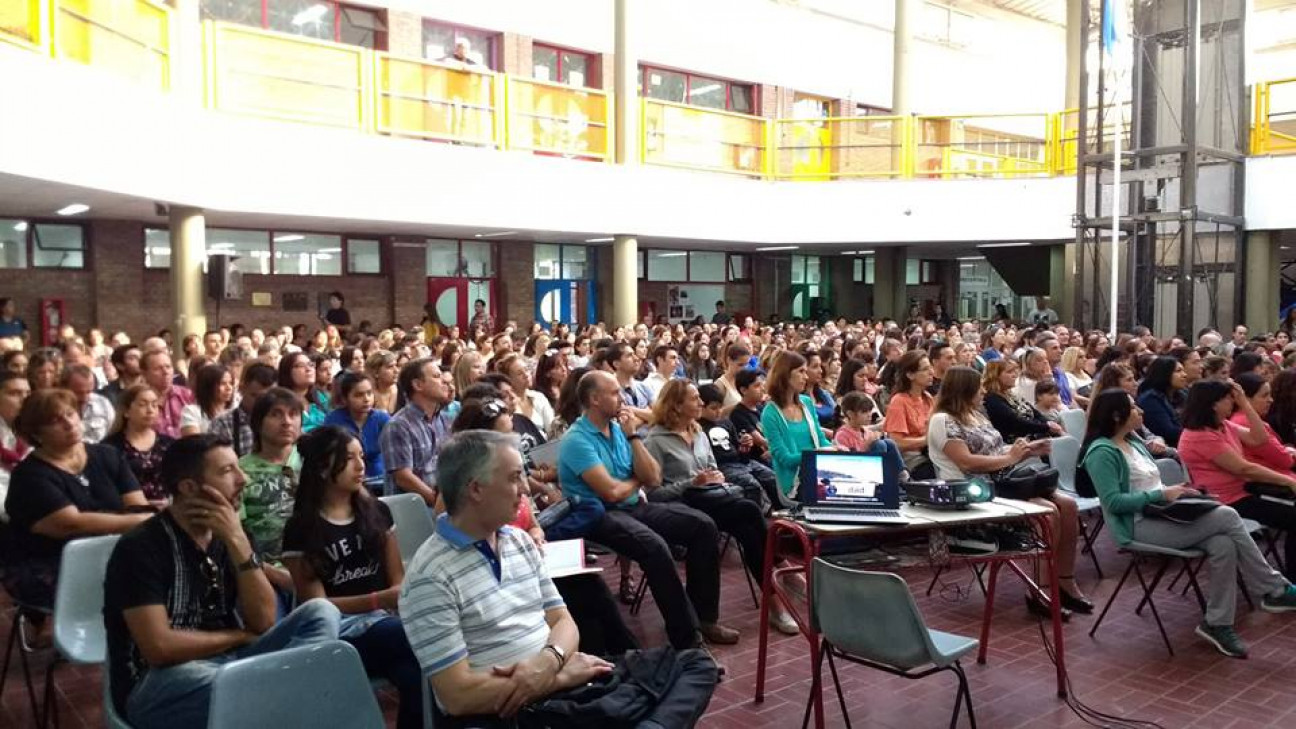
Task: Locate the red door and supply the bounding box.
[427,277,496,334]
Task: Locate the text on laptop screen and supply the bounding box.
[814,453,886,504]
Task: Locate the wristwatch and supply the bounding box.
[626,432,643,442]
[236,551,262,573]
[543,643,567,670]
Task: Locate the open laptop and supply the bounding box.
[797,450,910,525]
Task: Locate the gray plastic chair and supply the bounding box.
[381,493,436,565]
[207,640,383,729]
[1051,436,1104,577]
[806,559,978,729]
[42,534,120,728]
[1060,408,1087,440]
[1089,541,1206,656]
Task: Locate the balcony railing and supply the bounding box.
[1253,77,1296,156]
[0,0,44,51]
[205,21,371,131]
[9,8,1296,177]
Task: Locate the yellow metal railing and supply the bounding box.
[642,99,768,177]
[772,116,909,180]
[205,20,372,131]
[54,0,169,90]
[1253,77,1296,155]
[376,53,500,146]
[913,114,1053,178]
[1055,105,1132,175]
[506,76,609,159]
[0,0,45,51]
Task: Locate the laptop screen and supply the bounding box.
[800,451,894,508]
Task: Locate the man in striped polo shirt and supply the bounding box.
[400,430,718,727]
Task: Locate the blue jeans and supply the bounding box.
[865,437,908,478]
[125,599,341,729]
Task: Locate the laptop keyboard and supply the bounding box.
[805,507,902,518]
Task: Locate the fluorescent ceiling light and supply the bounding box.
[585,237,614,243]
[291,3,328,26]
[273,234,305,243]
[754,245,798,252]
[13,222,27,232]
[474,231,517,239]
[656,252,687,258]
[857,250,874,255]
[957,255,984,260]
[840,251,857,255]
[689,84,722,96]
[317,247,342,253]
[977,242,1032,249]
[56,204,89,216]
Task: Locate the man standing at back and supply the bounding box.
[381,358,453,505]
[142,350,193,439]
[104,434,339,729]
[711,301,732,326]
[1029,297,1058,327]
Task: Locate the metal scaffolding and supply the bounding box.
[1072,0,1247,337]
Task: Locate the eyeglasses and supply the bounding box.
[482,398,508,419]
[199,553,224,617]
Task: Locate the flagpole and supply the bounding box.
[1110,88,1120,339]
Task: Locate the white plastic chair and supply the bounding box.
[207,640,384,729]
[1051,436,1104,578]
[42,535,120,728]
[381,493,436,565]
[1060,409,1087,440]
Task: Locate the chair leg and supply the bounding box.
[1264,529,1286,573]
[40,656,61,729]
[1182,558,1209,614]
[719,533,733,561]
[1090,558,1136,638]
[1132,559,1175,656]
[950,662,976,729]
[1135,557,1174,616]
[629,565,649,616]
[1077,513,1105,579]
[2,610,44,727]
[1177,557,1207,597]
[731,539,760,609]
[824,646,852,729]
[801,638,829,729]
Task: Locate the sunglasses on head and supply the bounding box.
[482,398,508,419]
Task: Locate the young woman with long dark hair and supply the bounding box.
[277,351,329,433]
[282,426,421,729]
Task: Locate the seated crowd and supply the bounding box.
[6,306,1296,726]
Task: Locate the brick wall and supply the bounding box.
[390,237,428,329]
[500,33,533,77]
[386,10,423,57]
[498,240,534,327]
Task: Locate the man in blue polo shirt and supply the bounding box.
[558,371,739,651]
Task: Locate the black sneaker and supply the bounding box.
[1261,585,1296,613]
[1195,622,1248,659]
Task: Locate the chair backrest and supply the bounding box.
[1061,409,1087,440]
[54,534,120,664]
[380,493,436,564]
[1050,436,1081,493]
[207,640,383,729]
[810,559,939,671]
[1155,458,1186,486]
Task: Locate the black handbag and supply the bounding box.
[1142,496,1220,523]
[993,461,1059,501]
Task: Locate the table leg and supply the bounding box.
[977,560,1002,665]
[1041,518,1068,697]
[754,519,778,702]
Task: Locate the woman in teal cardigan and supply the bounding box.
[1081,388,1296,659]
[760,351,830,499]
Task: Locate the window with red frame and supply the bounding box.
[423,21,499,69]
[200,1,386,49]
[532,44,596,88]
[640,66,755,114]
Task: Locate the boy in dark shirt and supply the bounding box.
[698,384,780,513]
[726,369,770,462]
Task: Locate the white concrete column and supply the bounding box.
[892,0,914,116]
[612,236,638,327]
[1245,231,1280,333]
[169,206,207,341]
[170,0,205,108]
[1065,0,1083,116]
[613,0,638,166]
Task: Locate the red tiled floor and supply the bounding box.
[6,537,1296,728]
